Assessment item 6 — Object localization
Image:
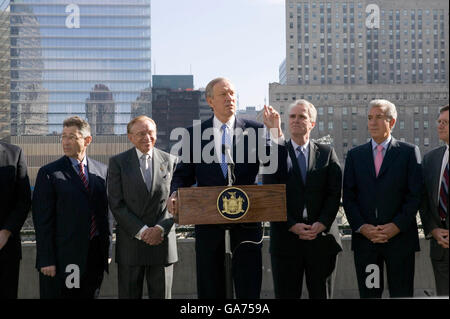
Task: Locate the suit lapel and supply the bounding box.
[86,157,96,197]
[431,147,446,209]
[204,117,226,180]
[307,141,319,175]
[126,149,149,195]
[149,148,166,199]
[63,156,89,195]
[363,142,376,179]
[377,137,400,178]
[286,140,305,187]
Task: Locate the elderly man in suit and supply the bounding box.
[343,99,422,298]
[108,116,178,299]
[263,99,342,299]
[419,105,449,297]
[0,142,31,299]
[32,116,112,298]
[168,77,282,299]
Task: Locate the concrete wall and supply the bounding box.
[18,237,437,299]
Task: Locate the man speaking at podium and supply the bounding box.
[168,77,282,299]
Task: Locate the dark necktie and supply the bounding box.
[78,162,97,239]
[439,162,449,222]
[296,146,307,184]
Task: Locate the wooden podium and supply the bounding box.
[176,184,287,225]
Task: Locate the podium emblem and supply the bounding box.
[217,187,250,220]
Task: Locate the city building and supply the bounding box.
[270,0,449,162]
[152,87,203,152]
[153,75,194,91]
[1,0,152,136]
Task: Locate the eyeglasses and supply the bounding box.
[60,134,84,142]
[134,131,155,138]
[436,119,449,127]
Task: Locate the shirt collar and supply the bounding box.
[213,115,235,131]
[68,156,87,168]
[291,139,310,153]
[135,147,153,159]
[371,135,392,150]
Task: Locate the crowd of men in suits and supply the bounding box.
[0,77,448,299]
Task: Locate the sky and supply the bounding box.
[151,0,286,110]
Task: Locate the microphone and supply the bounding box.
[221,144,235,186]
[221,144,234,165]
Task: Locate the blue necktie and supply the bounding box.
[220,124,231,178]
[296,146,307,184]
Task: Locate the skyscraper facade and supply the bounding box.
[2,0,151,136]
[270,0,449,162]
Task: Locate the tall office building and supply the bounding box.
[1,0,152,136]
[270,0,449,162]
[0,5,10,139]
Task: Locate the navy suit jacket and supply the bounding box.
[0,142,31,261]
[32,156,113,276]
[170,116,264,249]
[263,140,342,259]
[171,116,263,190]
[343,137,422,255]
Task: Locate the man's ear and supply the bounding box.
[84,135,93,147]
[389,117,396,129]
[206,96,215,110]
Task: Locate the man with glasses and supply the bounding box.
[343,99,422,298]
[420,105,449,296]
[107,116,178,299]
[32,116,112,298]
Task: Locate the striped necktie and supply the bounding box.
[78,162,97,240]
[439,162,449,222]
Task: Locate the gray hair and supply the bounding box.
[63,116,91,137]
[205,77,231,99]
[368,99,397,121]
[288,99,317,122]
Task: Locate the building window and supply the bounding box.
[328,122,334,130]
[328,107,333,114]
[414,121,419,129]
[319,121,324,131]
[424,137,429,146]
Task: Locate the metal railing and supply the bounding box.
[20,204,425,242]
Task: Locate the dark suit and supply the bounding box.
[108,147,178,299]
[0,142,31,299]
[263,140,342,299]
[170,116,264,299]
[419,145,449,296]
[32,156,112,298]
[343,137,422,298]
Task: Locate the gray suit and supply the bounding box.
[419,145,449,296]
[108,147,178,298]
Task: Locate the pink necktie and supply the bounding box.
[374,145,384,177]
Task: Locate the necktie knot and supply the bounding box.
[376,144,384,153]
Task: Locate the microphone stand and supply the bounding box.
[223,145,235,299]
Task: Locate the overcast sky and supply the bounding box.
[151,0,286,110]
